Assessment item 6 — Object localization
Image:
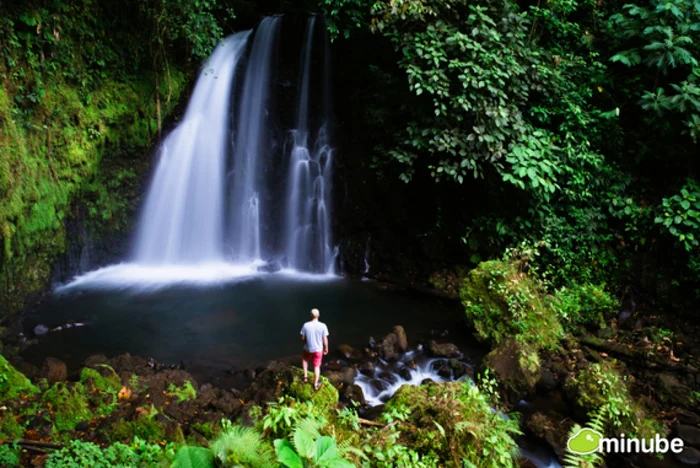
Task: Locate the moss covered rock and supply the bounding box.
[80,365,121,417]
[460,260,564,350]
[460,260,564,349]
[482,338,542,408]
[288,370,339,414]
[42,382,92,432]
[384,382,521,467]
[0,409,23,440]
[0,355,39,400]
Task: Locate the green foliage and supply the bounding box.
[274,417,354,468]
[382,382,521,467]
[168,381,197,403]
[554,283,618,330]
[108,406,168,443]
[459,258,563,349]
[0,355,38,400]
[567,362,662,437]
[0,0,222,315]
[80,365,121,417]
[0,410,23,440]
[42,382,91,432]
[209,420,275,468]
[0,443,20,467]
[45,438,173,468]
[172,446,214,468]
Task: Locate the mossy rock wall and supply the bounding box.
[0,70,187,322]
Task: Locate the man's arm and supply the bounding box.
[323,336,328,355]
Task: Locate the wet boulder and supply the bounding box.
[379,333,401,362]
[432,360,452,379]
[426,340,462,358]
[41,357,67,384]
[393,326,408,352]
[359,361,376,377]
[525,411,574,459]
[482,338,541,409]
[343,384,366,406]
[337,344,363,361]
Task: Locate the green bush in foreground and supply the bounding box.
[45,438,174,468]
[384,382,521,467]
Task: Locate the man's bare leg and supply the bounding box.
[314,365,321,388]
[302,358,309,382]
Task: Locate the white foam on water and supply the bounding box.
[54,262,339,293]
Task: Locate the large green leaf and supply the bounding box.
[275,439,304,468]
[315,436,339,462]
[293,427,317,461]
[171,446,214,468]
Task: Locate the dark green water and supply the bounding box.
[23,277,476,374]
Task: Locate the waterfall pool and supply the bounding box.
[22,274,476,375]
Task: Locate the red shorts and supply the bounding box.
[303,351,323,367]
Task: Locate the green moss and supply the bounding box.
[459,259,563,349]
[288,370,339,414]
[384,382,521,467]
[191,421,220,439]
[42,382,92,432]
[109,414,166,444]
[0,410,23,440]
[0,354,39,400]
[80,365,121,417]
[0,67,187,317]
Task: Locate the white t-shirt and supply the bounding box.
[300,320,329,353]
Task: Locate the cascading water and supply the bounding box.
[133,32,251,265]
[57,16,338,291]
[228,16,281,263]
[284,17,336,273]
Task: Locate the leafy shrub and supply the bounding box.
[274,420,355,468]
[554,283,618,330]
[0,443,20,467]
[566,362,662,437]
[45,438,172,468]
[459,259,563,349]
[383,382,521,467]
[209,420,275,468]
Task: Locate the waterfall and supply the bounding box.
[229,17,281,262]
[284,17,336,273]
[133,32,251,264]
[59,16,338,291]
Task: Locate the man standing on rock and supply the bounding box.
[300,308,329,390]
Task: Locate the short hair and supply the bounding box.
[310,308,320,318]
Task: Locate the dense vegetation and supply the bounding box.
[323,0,700,301]
[2,0,700,467]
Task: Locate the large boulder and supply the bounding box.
[426,340,462,358]
[337,344,363,361]
[41,357,67,384]
[482,338,541,408]
[379,333,401,361]
[393,326,408,352]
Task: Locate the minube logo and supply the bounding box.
[567,428,684,455]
